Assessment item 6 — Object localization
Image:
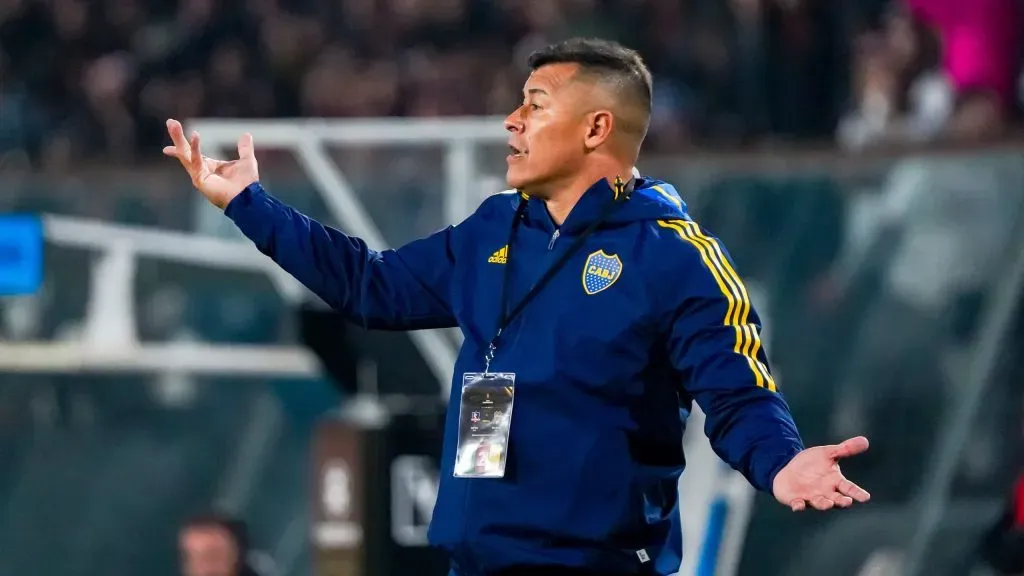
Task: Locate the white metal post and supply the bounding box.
[186,117,508,399]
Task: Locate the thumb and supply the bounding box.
[237,133,255,160]
[829,436,870,460]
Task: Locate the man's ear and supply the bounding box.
[583,110,614,150]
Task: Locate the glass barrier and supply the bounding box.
[1,143,1022,575]
[0,373,324,576]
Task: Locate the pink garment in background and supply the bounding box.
[906,0,1021,109]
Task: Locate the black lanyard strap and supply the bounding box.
[484,177,633,371]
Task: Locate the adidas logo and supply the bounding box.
[487,245,508,264]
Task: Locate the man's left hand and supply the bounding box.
[772,436,871,511]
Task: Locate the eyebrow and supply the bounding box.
[526,88,549,97]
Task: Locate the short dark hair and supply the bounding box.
[182,512,250,557]
[527,38,653,137]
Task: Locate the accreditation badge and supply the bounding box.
[453,372,515,478]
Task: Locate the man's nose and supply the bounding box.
[504,107,524,133]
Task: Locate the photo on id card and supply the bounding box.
[454,372,515,478]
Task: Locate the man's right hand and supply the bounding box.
[163,118,259,210]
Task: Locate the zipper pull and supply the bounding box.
[613,176,625,200]
[548,229,560,250]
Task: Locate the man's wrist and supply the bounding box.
[762,443,804,494]
[223,182,263,216]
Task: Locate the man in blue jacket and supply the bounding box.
[164,38,870,576]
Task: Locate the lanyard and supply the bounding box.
[484,177,632,373]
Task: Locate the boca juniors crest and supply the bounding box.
[582,250,623,295]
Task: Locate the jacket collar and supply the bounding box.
[521,176,633,236]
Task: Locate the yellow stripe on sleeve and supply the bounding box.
[651,185,683,211]
[676,220,776,392]
[657,219,777,392]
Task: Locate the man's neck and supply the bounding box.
[545,191,584,227]
[543,164,633,226]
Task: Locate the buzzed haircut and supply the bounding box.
[182,512,250,556]
[527,38,653,141]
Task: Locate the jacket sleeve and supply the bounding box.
[659,219,804,493]
[224,182,458,330]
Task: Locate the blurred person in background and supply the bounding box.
[839,0,1021,150]
[180,513,274,576]
[905,0,1022,141]
[836,6,948,150]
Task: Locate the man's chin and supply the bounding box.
[505,169,532,192]
[506,168,556,199]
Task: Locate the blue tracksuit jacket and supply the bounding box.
[226,176,805,575]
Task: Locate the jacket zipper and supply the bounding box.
[548,229,560,250]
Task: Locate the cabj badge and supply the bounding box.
[582,250,622,295]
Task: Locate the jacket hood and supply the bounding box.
[608,176,689,223]
[517,175,689,235]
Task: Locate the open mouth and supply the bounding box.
[508,144,526,158]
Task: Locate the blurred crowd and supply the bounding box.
[838,0,1022,149]
[0,0,1022,168]
[2,0,1024,574]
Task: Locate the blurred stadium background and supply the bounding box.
[2,0,1024,574]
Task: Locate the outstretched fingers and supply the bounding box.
[237,133,255,161]
[837,477,871,503]
[189,130,204,177]
[828,436,870,460]
[789,473,867,512]
[163,119,191,163]
[810,496,835,511]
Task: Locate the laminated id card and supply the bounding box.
[453,372,515,478]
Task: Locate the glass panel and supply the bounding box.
[2,144,1022,575]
